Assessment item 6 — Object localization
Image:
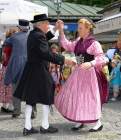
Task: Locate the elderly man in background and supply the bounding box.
[4,19,37,118]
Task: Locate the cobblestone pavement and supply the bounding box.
[0,101,121,140]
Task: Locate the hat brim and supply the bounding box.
[30,18,52,23]
[17,25,29,30]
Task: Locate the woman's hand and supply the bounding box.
[80,62,92,70]
[56,20,64,32]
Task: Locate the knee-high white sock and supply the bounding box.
[93,119,102,130]
[42,105,50,129]
[25,105,32,130]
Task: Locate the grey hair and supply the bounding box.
[33,21,44,28]
[18,25,29,32]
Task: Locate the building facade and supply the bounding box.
[94,0,121,44]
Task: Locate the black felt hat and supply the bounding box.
[30,14,51,23]
[18,19,29,26]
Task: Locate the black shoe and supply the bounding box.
[12,113,20,118]
[40,126,58,134]
[1,107,13,113]
[71,124,84,131]
[23,127,39,136]
[89,125,103,132]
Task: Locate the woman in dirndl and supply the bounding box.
[0,28,17,113]
[55,18,109,132]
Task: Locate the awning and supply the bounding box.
[94,13,121,34]
[0,0,48,25]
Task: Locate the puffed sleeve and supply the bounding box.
[60,34,80,52]
[87,41,107,67]
[36,33,65,65]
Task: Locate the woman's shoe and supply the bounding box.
[89,125,103,132]
[71,124,84,131]
[1,107,13,113]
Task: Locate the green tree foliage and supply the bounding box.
[64,0,119,7]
